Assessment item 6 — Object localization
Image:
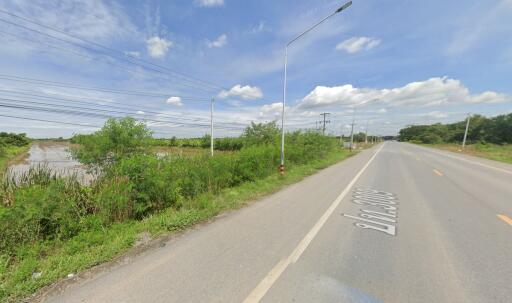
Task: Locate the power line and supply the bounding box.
[0,9,228,92]
[0,19,219,93]
[0,90,246,127]
[0,100,246,131]
[0,113,100,128]
[0,114,216,137]
[0,74,210,100]
[0,29,219,94]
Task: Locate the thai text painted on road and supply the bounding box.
[342,188,398,236]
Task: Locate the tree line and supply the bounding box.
[398,113,512,144]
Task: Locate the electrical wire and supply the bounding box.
[0,9,228,92]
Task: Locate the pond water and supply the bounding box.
[6,142,93,183]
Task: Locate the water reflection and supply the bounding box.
[7,142,93,184]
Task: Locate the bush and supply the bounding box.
[0,119,341,259]
[419,133,443,144]
[106,155,182,218]
[0,168,92,255]
[71,117,152,166]
[0,132,30,147]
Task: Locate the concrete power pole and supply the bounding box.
[320,113,330,135]
[462,113,471,149]
[349,110,356,150]
[210,98,214,156]
[364,120,369,144]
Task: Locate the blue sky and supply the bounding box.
[0,0,511,138]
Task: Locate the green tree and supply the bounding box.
[242,121,280,146]
[72,117,153,166]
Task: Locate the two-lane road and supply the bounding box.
[43,142,512,303]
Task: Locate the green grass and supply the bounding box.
[0,145,30,176]
[423,143,512,164]
[0,148,353,302]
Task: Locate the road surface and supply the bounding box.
[42,142,512,303]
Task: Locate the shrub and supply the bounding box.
[0,119,341,259]
[71,117,152,166]
[0,170,92,255]
[106,155,182,219]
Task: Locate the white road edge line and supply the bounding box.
[242,143,386,303]
[414,144,512,176]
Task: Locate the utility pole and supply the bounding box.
[320,113,331,135]
[364,120,369,144]
[462,113,471,149]
[349,109,356,150]
[340,124,344,146]
[210,97,214,156]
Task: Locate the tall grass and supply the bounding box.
[0,122,347,302]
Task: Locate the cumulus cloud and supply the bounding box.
[146,36,172,58]
[336,37,381,54]
[298,77,511,109]
[166,96,183,106]
[219,85,263,100]
[259,102,283,119]
[207,34,227,48]
[194,0,224,7]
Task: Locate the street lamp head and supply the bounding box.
[336,1,353,13]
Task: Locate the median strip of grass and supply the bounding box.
[424,143,512,164]
[0,147,353,302]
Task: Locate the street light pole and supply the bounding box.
[462,113,471,149]
[280,1,352,174]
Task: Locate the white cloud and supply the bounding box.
[423,111,448,119]
[194,0,224,7]
[136,110,145,115]
[219,85,263,100]
[259,102,283,119]
[0,0,139,41]
[298,77,512,109]
[447,0,512,54]
[250,21,268,34]
[166,96,183,106]
[336,37,381,54]
[124,51,141,58]
[146,36,172,58]
[207,34,227,48]
[299,111,318,118]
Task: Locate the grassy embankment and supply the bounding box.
[0,119,357,302]
[425,143,512,164]
[0,145,30,173]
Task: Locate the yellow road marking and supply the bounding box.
[433,169,444,176]
[497,214,512,226]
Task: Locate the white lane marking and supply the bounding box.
[242,143,386,303]
[413,144,512,176]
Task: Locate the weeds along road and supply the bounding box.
[42,142,512,303]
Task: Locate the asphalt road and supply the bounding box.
[43,142,512,303]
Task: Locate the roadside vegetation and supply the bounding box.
[0,133,31,176]
[398,113,512,163]
[0,117,353,302]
